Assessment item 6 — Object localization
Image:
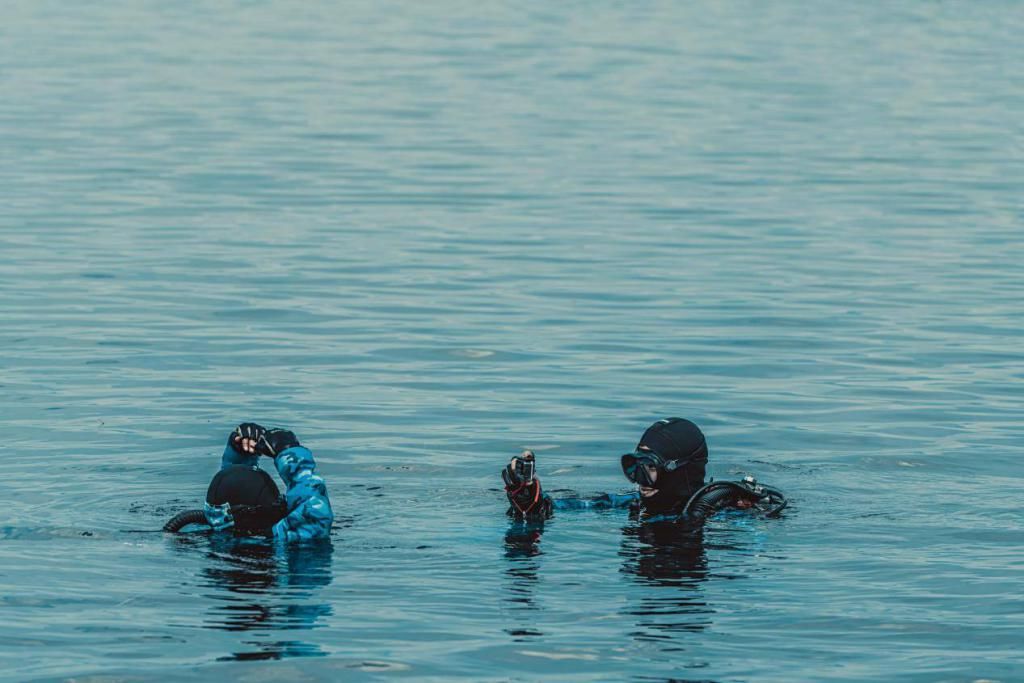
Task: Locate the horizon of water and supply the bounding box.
[1,2,1022,682]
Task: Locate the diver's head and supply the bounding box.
[621,418,708,514]
[204,465,286,533]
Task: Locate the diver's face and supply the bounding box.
[638,465,659,497]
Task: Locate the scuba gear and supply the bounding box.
[163,424,332,541]
[503,451,551,519]
[207,464,281,507]
[204,464,288,532]
[635,418,708,473]
[203,501,234,531]
[621,451,663,487]
[163,503,290,534]
[258,428,301,458]
[495,418,787,526]
[682,475,788,521]
[506,479,546,518]
[163,509,208,533]
[621,418,709,515]
[740,475,787,517]
[231,422,266,452]
[164,427,289,535]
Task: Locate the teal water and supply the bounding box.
[2,1,1022,681]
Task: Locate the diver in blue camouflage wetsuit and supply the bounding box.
[502,418,785,523]
[164,423,333,542]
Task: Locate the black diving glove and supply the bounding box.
[257,428,301,458]
[230,422,266,455]
[503,450,549,519]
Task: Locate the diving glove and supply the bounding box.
[230,422,266,454]
[257,428,301,458]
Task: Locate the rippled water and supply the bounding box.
[2,1,1022,681]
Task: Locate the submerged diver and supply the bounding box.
[164,423,333,542]
[502,417,786,522]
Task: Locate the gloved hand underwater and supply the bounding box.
[257,428,301,458]
[230,422,266,455]
[503,450,549,519]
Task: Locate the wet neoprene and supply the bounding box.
[631,418,709,515]
[231,422,266,449]
[205,464,287,532]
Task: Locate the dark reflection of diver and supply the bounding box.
[619,519,714,641]
[169,533,333,661]
[501,519,548,639]
[620,518,708,588]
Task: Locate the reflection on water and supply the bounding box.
[170,535,333,661]
[4,0,1022,676]
[504,520,545,561]
[500,516,719,644]
[620,520,713,643]
[502,520,546,639]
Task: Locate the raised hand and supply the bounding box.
[257,428,301,458]
[502,450,536,489]
[231,422,266,455]
[503,450,549,519]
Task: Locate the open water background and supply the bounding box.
[1,1,1022,681]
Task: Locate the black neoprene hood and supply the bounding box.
[633,418,709,515]
[636,417,709,467]
[206,465,281,508]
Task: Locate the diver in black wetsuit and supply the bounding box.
[501,417,786,522]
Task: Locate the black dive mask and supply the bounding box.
[621,449,678,487]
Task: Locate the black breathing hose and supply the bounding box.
[682,482,747,520]
[759,485,788,517]
[162,509,210,533]
[682,480,788,521]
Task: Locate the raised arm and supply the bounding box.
[503,451,553,520]
[257,429,334,543]
[502,450,639,519]
[221,422,264,469]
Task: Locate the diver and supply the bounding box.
[502,417,786,523]
[163,423,333,542]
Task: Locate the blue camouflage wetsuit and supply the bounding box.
[550,491,640,512]
[506,488,642,520]
[219,443,334,542]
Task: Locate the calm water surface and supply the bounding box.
[1,1,1022,681]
